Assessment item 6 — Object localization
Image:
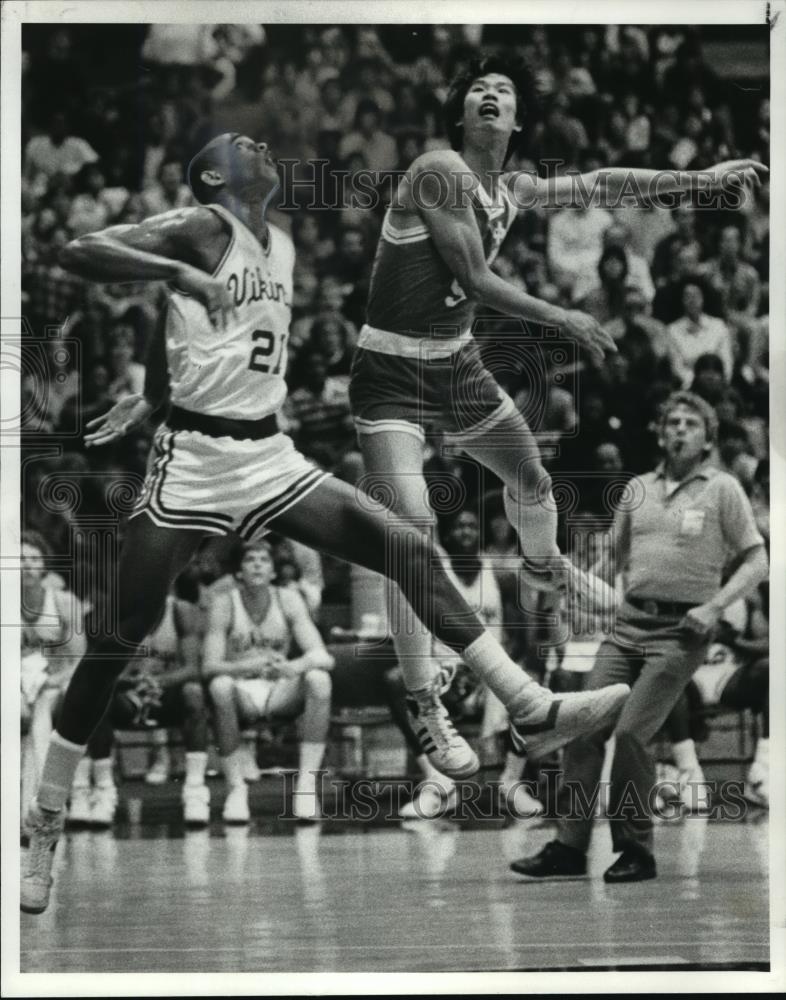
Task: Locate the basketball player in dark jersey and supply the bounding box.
[22,132,631,915]
[349,53,767,762]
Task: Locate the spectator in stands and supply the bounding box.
[141,157,195,217]
[23,109,98,200]
[67,161,126,238]
[652,206,702,286]
[533,92,590,168]
[310,315,355,380]
[667,283,733,387]
[22,228,86,337]
[703,225,761,340]
[202,539,335,823]
[690,351,727,406]
[547,199,612,299]
[600,222,655,303]
[283,350,355,469]
[107,324,146,400]
[576,245,631,325]
[613,285,670,380]
[339,99,398,175]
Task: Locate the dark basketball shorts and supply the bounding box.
[350,340,517,443]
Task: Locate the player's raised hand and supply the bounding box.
[85,394,153,447]
[561,309,617,366]
[706,159,769,190]
[175,264,236,330]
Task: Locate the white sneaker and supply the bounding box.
[498,780,544,819]
[223,784,250,824]
[292,776,322,822]
[520,556,618,617]
[145,752,170,786]
[90,785,118,828]
[678,767,712,814]
[744,761,769,808]
[21,799,65,914]
[509,683,629,760]
[182,784,211,826]
[406,683,479,779]
[240,743,262,783]
[67,785,93,825]
[399,782,458,820]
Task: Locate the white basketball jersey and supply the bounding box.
[166,204,295,420]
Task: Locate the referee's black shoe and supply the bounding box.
[603,846,657,883]
[510,840,587,881]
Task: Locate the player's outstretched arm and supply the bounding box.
[411,151,616,365]
[60,208,237,330]
[508,159,768,209]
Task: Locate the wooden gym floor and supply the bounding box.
[20,808,769,974]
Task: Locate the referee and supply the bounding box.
[512,391,768,883]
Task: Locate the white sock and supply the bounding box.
[38,732,87,813]
[184,751,208,787]
[72,756,92,789]
[754,738,769,767]
[221,748,246,788]
[298,741,325,787]
[499,751,524,788]
[462,632,538,708]
[92,757,115,788]
[672,739,702,773]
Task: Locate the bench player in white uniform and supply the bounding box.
[23,131,630,915]
[203,539,333,823]
[349,54,768,767]
[73,585,210,827]
[20,532,86,825]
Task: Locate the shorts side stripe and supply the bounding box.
[128,506,226,534]
[353,417,426,442]
[238,468,330,540]
[147,431,234,531]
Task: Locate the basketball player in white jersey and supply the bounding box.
[349,54,767,769]
[20,532,86,825]
[22,131,630,915]
[203,539,333,823]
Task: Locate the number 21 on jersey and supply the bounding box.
[248,329,286,374]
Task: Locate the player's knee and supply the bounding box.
[208,674,235,704]
[304,669,332,701]
[513,462,550,500]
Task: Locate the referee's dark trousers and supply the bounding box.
[556,601,710,856]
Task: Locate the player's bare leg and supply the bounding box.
[269,477,629,779]
[359,426,440,691]
[267,673,332,821]
[458,407,618,614]
[21,515,204,914]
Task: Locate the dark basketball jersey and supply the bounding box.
[366,174,517,339]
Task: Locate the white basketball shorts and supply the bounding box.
[130,426,330,539]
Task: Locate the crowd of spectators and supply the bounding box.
[19,24,769,806]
